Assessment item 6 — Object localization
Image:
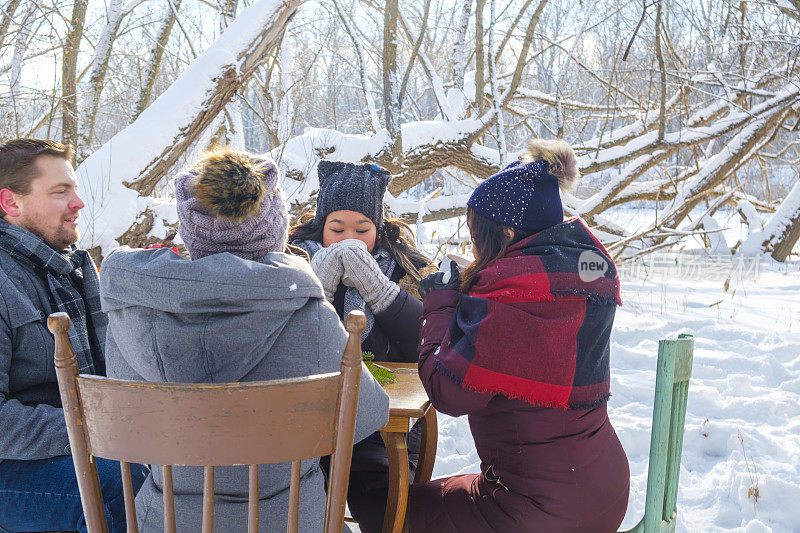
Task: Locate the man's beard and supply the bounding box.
[21,218,79,251]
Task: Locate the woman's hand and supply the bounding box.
[419,260,460,298]
[337,239,400,313]
[310,245,345,301]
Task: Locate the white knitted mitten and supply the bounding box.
[310,245,345,301]
[337,239,400,313]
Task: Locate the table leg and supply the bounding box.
[413,407,437,484]
[380,431,409,533]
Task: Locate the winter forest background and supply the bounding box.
[2,0,800,531]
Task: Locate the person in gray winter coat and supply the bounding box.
[100,148,389,532]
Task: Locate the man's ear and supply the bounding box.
[502,226,515,241]
[0,188,22,218]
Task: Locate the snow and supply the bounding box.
[273,116,498,210]
[75,0,290,255]
[740,181,800,257]
[412,220,800,532]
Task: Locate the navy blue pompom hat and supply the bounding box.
[314,160,392,230]
[467,139,580,232]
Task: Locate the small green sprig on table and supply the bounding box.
[362,352,397,386]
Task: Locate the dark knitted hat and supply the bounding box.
[175,149,288,261]
[467,139,580,232]
[314,160,392,229]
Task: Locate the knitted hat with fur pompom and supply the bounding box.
[175,148,288,261]
[467,139,580,232]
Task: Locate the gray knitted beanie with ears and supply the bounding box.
[313,160,391,230]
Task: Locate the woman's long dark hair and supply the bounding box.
[459,209,535,293]
[288,211,432,281]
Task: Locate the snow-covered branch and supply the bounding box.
[76,0,302,254]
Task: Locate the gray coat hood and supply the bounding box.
[100,248,326,383]
[100,247,389,532]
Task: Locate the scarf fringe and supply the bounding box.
[435,357,465,386]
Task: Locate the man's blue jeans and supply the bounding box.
[0,455,148,533]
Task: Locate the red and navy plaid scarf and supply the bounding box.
[436,218,621,410]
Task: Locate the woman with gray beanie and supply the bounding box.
[289,160,437,533]
[98,148,389,531]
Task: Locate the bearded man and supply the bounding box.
[0,138,146,532]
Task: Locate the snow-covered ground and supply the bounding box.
[429,261,800,532]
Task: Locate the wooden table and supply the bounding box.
[378,363,438,533]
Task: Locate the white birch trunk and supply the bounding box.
[277,36,294,144]
[9,0,34,99]
[78,0,135,161]
[332,0,380,132]
[487,0,505,165]
[452,0,472,91]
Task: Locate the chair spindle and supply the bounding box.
[163,465,176,533]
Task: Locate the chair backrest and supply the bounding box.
[49,310,367,533]
[620,334,694,533]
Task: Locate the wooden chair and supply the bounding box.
[49,310,367,533]
[620,334,694,533]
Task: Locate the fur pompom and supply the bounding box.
[193,149,268,221]
[522,139,580,192]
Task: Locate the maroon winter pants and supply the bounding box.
[405,462,628,533]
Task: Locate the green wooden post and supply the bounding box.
[642,339,677,532]
[662,335,693,524]
[620,334,693,533]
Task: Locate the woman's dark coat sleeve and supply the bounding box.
[418,290,493,417]
[374,288,423,362]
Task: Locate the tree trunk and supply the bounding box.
[502,0,547,104]
[0,0,22,50]
[399,0,431,107]
[655,0,666,140]
[76,0,303,255]
[132,0,183,121]
[9,0,34,136]
[452,0,471,91]
[474,0,485,112]
[77,0,129,163]
[739,180,800,260]
[382,0,402,161]
[487,0,505,166]
[277,37,293,144]
[333,0,380,131]
[770,184,800,261]
[62,0,88,159]
[656,90,798,237]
